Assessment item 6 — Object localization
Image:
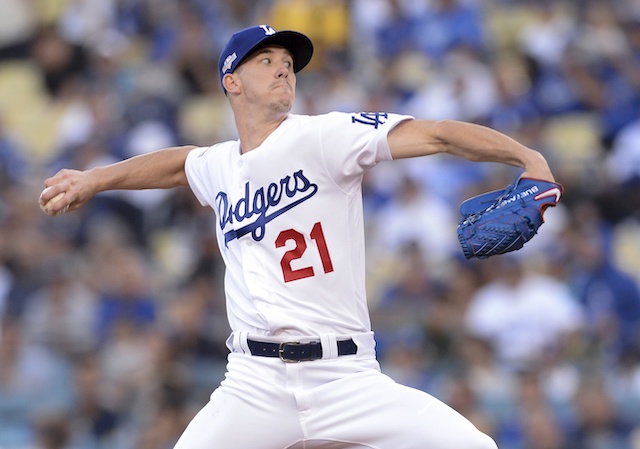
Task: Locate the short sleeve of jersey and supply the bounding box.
[319,112,413,193]
[185,145,221,207]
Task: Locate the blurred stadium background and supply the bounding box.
[1,0,640,448]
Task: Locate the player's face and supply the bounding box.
[235,46,296,114]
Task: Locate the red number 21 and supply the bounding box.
[275,222,334,283]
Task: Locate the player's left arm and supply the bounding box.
[387,119,555,182]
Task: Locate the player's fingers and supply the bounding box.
[39,187,70,215]
[39,185,64,205]
[41,169,83,200]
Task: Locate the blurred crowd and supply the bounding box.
[1,0,640,448]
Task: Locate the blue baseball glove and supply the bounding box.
[457,177,563,259]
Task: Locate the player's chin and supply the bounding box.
[270,99,293,114]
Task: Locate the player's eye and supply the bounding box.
[284,60,292,68]
[261,57,271,65]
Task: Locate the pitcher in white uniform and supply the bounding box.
[39,25,559,449]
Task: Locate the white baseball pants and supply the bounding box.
[172,332,497,449]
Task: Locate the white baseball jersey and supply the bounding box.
[185,111,411,338]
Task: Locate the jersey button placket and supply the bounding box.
[236,157,245,188]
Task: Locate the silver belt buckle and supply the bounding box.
[278,341,301,363]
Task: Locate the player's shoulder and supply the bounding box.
[301,111,412,128]
[189,140,238,159]
[279,113,352,137]
[288,111,357,123]
[286,111,346,125]
[287,112,367,135]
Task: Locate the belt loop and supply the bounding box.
[320,333,337,359]
[234,331,250,354]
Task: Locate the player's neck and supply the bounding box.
[235,112,289,153]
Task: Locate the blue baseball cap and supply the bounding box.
[218,25,314,91]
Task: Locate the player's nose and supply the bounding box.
[276,62,291,78]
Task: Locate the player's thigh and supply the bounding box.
[173,354,304,449]
[310,371,497,449]
[173,386,302,449]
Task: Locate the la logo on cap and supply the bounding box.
[260,25,276,35]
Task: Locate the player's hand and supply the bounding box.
[39,169,96,215]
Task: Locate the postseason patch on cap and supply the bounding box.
[221,52,237,74]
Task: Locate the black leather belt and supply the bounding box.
[247,338,358,362]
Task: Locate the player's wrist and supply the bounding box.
[521,151,555,182]
[86,165,115,195]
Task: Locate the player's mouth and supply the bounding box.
[271,82,292,91]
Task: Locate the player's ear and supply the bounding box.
[223,73,241,94]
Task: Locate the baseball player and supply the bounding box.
[40,25,558,449]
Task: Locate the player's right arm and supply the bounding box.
[39,145,196,214]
